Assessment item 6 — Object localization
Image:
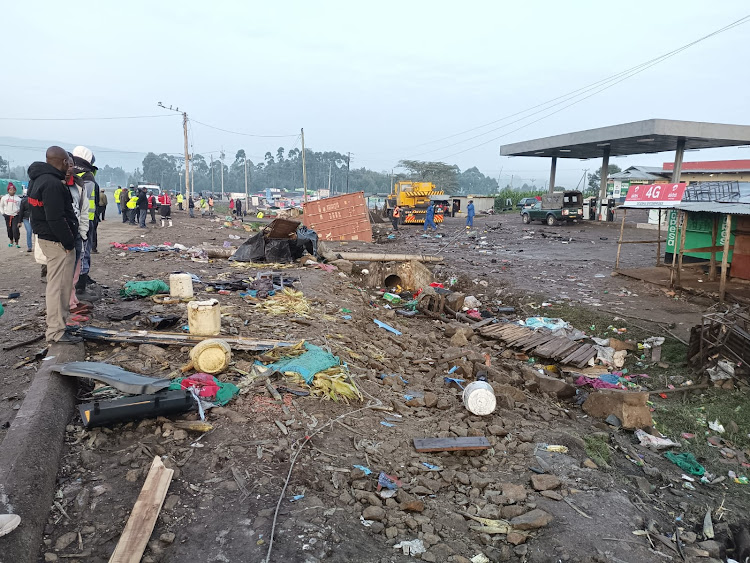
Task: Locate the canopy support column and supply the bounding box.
[548,157,557,194]
[671,137,686,183]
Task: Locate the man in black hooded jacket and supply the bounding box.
[28,146,81,344]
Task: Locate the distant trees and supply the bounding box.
[587,164,622,193]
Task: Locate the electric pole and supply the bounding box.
[301,128,308,202]
[210,154,214,194]
[346,152,351,193]
[244,158,249,207]
[157,102,190,200]
[220,149,225,199]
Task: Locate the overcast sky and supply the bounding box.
[3,0,749,187]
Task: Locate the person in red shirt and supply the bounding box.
[229,198,235,215]
[157,191,172,227]
[147,192,157,223]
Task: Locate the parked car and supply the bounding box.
[520,190,583,226]
[516,197,538,209]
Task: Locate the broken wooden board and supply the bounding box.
[109,456,174,563]
[73,326,294,351]
[413,437,491,452]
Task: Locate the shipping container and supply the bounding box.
[303,192,373,242]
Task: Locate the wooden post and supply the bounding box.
[720,214,732,302]
[182,112,191,201]
[656,209,662,266]
[676,210,688,287]
[615,209,627,270]
[670,211,683,288]
[301,128,308,203]
[709,215,718,281]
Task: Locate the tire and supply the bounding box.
[546,214,558,226]
[522,213,531,224]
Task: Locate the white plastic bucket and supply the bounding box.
[187,299,221,336]
[190,339,232,374]
[462,381,497,416]
[170,273,194,298]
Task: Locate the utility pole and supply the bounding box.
[346,152,351,193]
[157,103,190,200]
[191,164,194,196]
[210,154,214,194]
[244,158,249,207]
[301,128,308,202]
[220,149,225,199]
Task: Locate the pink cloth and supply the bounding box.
[575,375,621,389]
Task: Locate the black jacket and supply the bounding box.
[137,192,148,209]
[18,196,31,220]
[27,162,78,250]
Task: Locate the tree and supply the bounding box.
[0,155,8,177]
[276,147,285,163]
[396,160,459,191]
[457,166,499,195]
[264,152,275,166]
[588,164,622,192]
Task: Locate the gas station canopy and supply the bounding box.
[499,119,750,159]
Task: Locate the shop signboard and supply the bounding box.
[625,183,686,207]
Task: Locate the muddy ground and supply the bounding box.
[0,207,748,563]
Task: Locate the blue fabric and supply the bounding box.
[423,218,437,231]
[116,202,121,214]
[425,205,434,221]
[81,229,93,274]
[265,343,340,384]
[467,202,475,227]
[22,218,32,250]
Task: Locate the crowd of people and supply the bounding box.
[114,185,174,228]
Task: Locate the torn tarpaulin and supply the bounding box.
[231,219,318,263]
[264,343,340,384]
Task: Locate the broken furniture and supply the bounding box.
[688,306,750,381]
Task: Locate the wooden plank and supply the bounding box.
[413,436,491,453]
[720,214,732,302]
[521,333,556,352]
[109,456,174,563]
[573,347,598,368]
[549,340,580,360]
[533,336,570,356]
[560,345,585,365]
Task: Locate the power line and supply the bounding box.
[409,14,750,157]
[191,119,299,138]
[0,114,179,121]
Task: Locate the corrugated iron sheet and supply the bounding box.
[303,192,373,242]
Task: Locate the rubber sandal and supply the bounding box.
[0,514,21,537]
[69,314,90,323]
[70,304,92,314]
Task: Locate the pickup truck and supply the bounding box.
[520,190,583,226]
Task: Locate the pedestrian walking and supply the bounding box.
[18,194,33,251]
[157,191,173,227]
[176,192,184,210]
[423,201,438,232]
[0,184,22,247]
[188,195,195,218]
[114,186,122,214]
[98,189,107,221]
[27,146,81,344]
[466,200,475,228]
[391,205,401,231]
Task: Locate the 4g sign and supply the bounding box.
[625,183,687,207]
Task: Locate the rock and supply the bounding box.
[164,494,180,511]
[697,540,721,559]
[582,458,598,469]
[488,425,508,437]
[125,469,140,482]
[510,509,554,530]
[540,490,563,501]
[54,531,77,551]
[469,474,492,490]
[400,500,425,512]
[501,483,527,504]
[80,450,102,467]
[385,526,398,539]
[173,429,188,441]
[422,552,437,563]
[530,474,561,491]
[212,407,248,423]
[423,392,438,408]
[370,521,385,534]
[477,505,501,520]
[330,259,353,274]
[44,554,58,562]
[534,374,576,399]
[582,389,653,429]
[160,532,176,544]
[405,397,426,408]
[502,505,527,519]
[445,292,466,311]
[139,343,166,360]
[681,531,697,544]
[506,531,527,546]
[455,471,470,486]
[362,506,386,521]
[437,398,451,410]
[450,331,469,347]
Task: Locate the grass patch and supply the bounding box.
[584,434,612,468]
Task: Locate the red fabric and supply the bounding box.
[148,196,155,209]
[229,199,235,209]
[157,193,171,206]
[180,373,220,399]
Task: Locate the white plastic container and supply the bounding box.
[190,339,232,374]
[187,299,221,336]
[169,273,194,299]
[462,381,497,416]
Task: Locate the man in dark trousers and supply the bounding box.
[72,146,99,290]
[120,185,131,223]
[137,187,149,228]
[28,146,81,344]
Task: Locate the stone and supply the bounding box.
[385,526,398,539]
[450,331,469,347]
[421,552,437,563]
[212,407,248,423]
[160,532,176,544]
[502,505,528,519]
[697,540,721,559]
[534,374,576,399]
[469,474,493,490]
[501,482,527,504]
[583,458,598,469]
[681,531,697,544]
[531,474,561,491]
[437,398,451,410]
[540,490,563,501]
[54,531,77,551]
[125,469,140,482]
[445,292,466,311]
[423,392,438,408]
[455,471,470,485]
[506,531,528,546]
[487,425,507,437]
[405,397,426,408]
[164,494,180,511]
[139,343,166,360]
[173,429,188,441]
[510,509,553,530]
[477,505,501,520]
[582,389,653,429]
[400,500,425,512]
[44,554,58,562]
[362,506,386,521]
[330,259,353,274]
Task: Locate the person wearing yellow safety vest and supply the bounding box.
[113,186,122,215]
[126,192,138,225]
[176,192,184,210]
[71,146,99,295]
